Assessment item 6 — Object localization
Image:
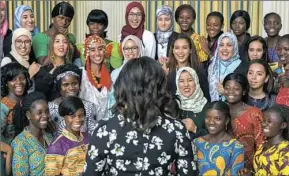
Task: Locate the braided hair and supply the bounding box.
[13,91,47,136]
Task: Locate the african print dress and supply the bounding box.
[45,129,88,175]
[254,140,289,176]
[194,137,245,176]
[11,128,53,176]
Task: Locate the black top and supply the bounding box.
[239,33,251,62]
[3,29,12,56]
[246,93,276,112]
[154,31,179,60]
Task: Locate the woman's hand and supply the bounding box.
[28,62,41,78]
[0,141,12,158]
[182,118,197,133]
[158,56,169,74]
[217,82,225,95]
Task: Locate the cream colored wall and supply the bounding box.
[74,1,130,44]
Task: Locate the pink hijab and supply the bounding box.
[0,1,8,38]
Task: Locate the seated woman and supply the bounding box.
[246,59,276,111]
[79,34,111,117]
[46,96,88,176]
[118,1,156,58]
[34,32,73,100]
[1,28,40,80]
[194,101,245,175]
[223,73,264,172]
[1,62,31,144]
[11,91,53,176]
[32,1,80,66]
[84,57,197,175]
[253,104,289,175]
[154,5,178,60]
[208,32,243,102]
[0,1,13,57]
[49,64,99,136]
[78,9,122,71]
[175,67,209,140]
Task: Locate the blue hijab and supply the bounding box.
[14,5,40,37]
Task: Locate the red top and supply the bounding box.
[276,87,289,107]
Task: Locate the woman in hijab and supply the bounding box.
[154,5,178,60]
[0,1,12,57]
[14,5,39,37]
[208,32,243,102]
[1,28,40,79]
[119,1,156,58]
[175,67,209,140]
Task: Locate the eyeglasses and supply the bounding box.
[123,46,138,53]
[128,13,142,18]
[15,40,31,46]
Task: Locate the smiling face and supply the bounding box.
[178,71,195,97]
[264,14,282,37]
[64,108,85,133]
[89,42,105,65]
[59,75,80,97]
[277,39,289,65]
[263,110,287,139]
[177,8,194,32]
[206,16,223,39]
[20,10,35,32]
[88,22,105,36]
[218,37,235,61]
[7,73,27,97]
[15,35,31,57]
[127,7,143,29]
[26,100,50,130]
[248,41,264,60]
[247,63,268,90]
[157,14,172,32]
[53,34,68,58]
[231,17,247,37]
[123,39,139,60]
[205,109,229,135]
[224,80,244,104]
[173,39,191,66]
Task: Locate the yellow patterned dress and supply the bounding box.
[194,137,245,176]
[254,140,289,176]
[45,129,88,176]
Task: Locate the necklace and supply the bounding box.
[25,127,47,149]
[209,133,227,143]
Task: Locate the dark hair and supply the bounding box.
[52,64,82,93]
[1,62,31,97]
[13,91,47,136]
[264,12,282,24]
[230,10,251,30]
[51,1,74,19]
[113,57,171,131]
[206,11,224,25]
[207,101,231,131]
[245,35,269,63]
[247,59,274,94]
[175,4,196,22]
[265,104,289,140]
[278,34,289,43]
[59,96,85,117]
[223,73,249,100]
[86,9,108,38]
[167,34,200,74]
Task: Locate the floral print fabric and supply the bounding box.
[84,112,197,175]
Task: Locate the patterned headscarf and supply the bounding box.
[10,28,32,68]
[176,67,207,113]
[14,5,39,37]
[0,1,8,38]
[208,32,241,101]
[156,5,174,44]
[121,35,144,62]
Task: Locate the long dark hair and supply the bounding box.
[244,35,269,63]
[113,57,171,131]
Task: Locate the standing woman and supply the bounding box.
[206,11,224,58]
[119,1,156,58]
[154,5,178,60]
[245,36,269,63]
[79,34,111,114]
[11,91,53,176]
[275,34,289,74]
[230,10,251,61]
[246,59,276,111]
[253,104,289,175]
[46,96,88,176]
[194,101,245,176]
[0,1,12,57]
[223,73,264,172]
[175,67,209,140]
[208,32,242,102]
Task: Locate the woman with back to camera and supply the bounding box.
[84,57,197,175]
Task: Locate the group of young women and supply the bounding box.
[1,1,289,175]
